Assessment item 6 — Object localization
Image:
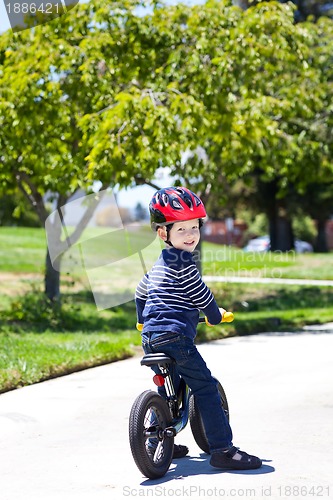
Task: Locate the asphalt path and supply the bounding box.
[1,330,332,500]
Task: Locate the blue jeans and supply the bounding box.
[142,331,233,452]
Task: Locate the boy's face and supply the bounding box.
[158,219,200,252]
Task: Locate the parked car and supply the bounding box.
[243,235,313,253]
[294,239,314,253]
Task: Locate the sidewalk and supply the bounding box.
[204,275,333,286]
[1,330,332,500]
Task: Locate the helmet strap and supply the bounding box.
[165,224,173,247]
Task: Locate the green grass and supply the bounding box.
[2,282,333,392]
[1,227,332,279]
[202,242,333,280]
[0,330,139,393]
[0,293,141,392]
[0,227,47,273]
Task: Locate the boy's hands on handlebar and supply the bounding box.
[137,309,234,330]
[222,311,234,323]
[205,308,234,326]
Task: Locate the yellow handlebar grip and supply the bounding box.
[222,312,234,323]
[205,316,213,327]
[136,323,144,331]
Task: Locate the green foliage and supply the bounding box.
[0,190,42,227]
[196,283,333,341]
[239,210,316,242]
[1,0,333,292]
[239,212,268,238]
[0,287,137,333]
[292,213,316,242]
[1,0,332,200]
[2,281,333,392]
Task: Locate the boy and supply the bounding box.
[135,187,262,470]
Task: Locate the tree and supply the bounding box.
[0,22,110,299]
[234,0,333,21]
[134,202,148,221]
[0,0,194,300]
[0,189,42,226]
[1,0,333,307]
[148,1,333,251]
[0,0,225,297]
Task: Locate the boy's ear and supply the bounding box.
[157,226,167,241]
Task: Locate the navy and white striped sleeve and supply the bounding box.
[135,274,149,324]
[179,265,222,325]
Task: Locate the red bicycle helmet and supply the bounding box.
[149,187,207,229]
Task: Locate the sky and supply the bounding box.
[112,168,176,209]
[0,1,10,32]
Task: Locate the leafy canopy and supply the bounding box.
[0,0,332,212]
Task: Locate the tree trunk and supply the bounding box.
[266,180,294,252]
[45,249,61,302]
[314,219,328,253]
[270,215,294,252]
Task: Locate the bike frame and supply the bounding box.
[146,360,192,439]
[143,316,207,440]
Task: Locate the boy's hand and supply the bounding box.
[221,311,234,323]
[205,310,234,326]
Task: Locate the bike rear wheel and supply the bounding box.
[189,377,229,454]
[129,390,174,479]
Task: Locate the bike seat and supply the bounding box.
[140,353,175,367]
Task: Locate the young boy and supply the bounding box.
[135,186,262,470]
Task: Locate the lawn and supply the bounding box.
[202,242,333,280]
[2,226,333,279]
[0,292,142,393]
[1,226,333,393]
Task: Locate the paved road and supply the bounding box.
[204,275,333,287]
[1,331,332,500]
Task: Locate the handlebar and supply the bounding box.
[137,312,234,331]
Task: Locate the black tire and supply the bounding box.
[129,390,174,479]
[189,377,229,454]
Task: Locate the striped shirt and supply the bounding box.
[135,247,222,340]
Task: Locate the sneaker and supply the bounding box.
[173,444,189,459]
[210,446,262,470]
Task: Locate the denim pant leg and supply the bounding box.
[175,336,233,452]
[142,333,182,398]
[142,332,233,453]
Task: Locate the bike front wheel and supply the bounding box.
[189,377,229,454]
[129,390,174,479]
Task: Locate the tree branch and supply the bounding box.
[134,176,161,191]
[65,182,110,247]
[14,169,49,225]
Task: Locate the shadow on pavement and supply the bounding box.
[140,455,275,486]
